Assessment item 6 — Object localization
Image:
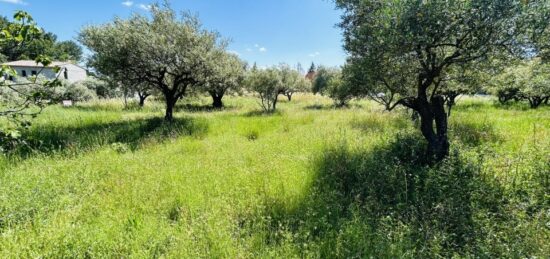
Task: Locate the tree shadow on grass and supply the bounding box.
[303,103,363,111]
[454,101,534,112]
[450,120,502,147]
[241,110,284,117]
[236,132,516,257]
[14,117,208,159]
[174,103,237,113]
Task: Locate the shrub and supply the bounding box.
[63,81,97,102]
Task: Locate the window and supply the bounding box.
[64,69,68,80]
[22,70,27,77]
[31,70,37,76]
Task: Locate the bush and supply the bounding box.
[326,76,355,107]
[63,81,97,102]
[78,77,115,99]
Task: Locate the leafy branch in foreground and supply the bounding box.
[1,11,61,151]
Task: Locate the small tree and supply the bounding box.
[202,51,245,108]
[327,66,365,107]
[311,66,340,95]
[245,68,282,113]
[279,64,310,101]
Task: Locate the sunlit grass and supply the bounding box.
[0,95,548,257]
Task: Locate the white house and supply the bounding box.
[2,60,87,83]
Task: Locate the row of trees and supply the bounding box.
[245,64,310,113]
[490,59,550,108]
[80,3,313,119]
[310,60,549,111]
[79,3,248,120]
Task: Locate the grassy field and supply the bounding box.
[0,95,548,258]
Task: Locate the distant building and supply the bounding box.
[305,70,316,81]
[2,60,87,83]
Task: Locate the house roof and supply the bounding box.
[2,60,71,68]
[305,71,316,80]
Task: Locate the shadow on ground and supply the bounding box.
[174,103,237,113]
[303,103,363,111]
[15,117,208,158]
[241,110,284,117]
[450,120,502,147]
[233,131,541,257]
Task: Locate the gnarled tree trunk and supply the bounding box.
[164,95,178,122]
[528,96,546,109]
[416,96,449,161]
[138,93,149,107]
[210,92,224,108]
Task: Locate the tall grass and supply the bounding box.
[0,95,548,257]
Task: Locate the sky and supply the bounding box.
[0,0,346,68]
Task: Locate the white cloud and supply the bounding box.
[122,1,133,7]
[0,0,27,5]
[309,52,321,58]
[139,4,151,11]
[248,44,267,53]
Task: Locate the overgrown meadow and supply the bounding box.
[0,95,548,258]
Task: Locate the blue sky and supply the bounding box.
[0,0,346,68]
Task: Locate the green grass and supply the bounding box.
[0,95,548,257]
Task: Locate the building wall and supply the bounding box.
[63,64,87,83]
[11,65,87,83]
[12,66,57,79]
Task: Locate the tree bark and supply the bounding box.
[416,95,450,162]
[211,92,224,108]
[138,94,148,107]
[529,97,544,109]
[446,94,459,117]
[164,95,177,122]
[272,96,278,112]
[286,92,293,101]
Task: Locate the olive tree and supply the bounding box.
[80,3,224,121]
[201,51,245,108]
[311,66,360,107]
[279,64,310,101]
[506,59,550,108]
[311,66,340,95]
[336,0,528,161]
[245,68,282,113]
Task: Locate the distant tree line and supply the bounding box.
[0,16,82,62]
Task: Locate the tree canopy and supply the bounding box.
[200,51,245,108]
[336,0,533,161]
[80,3,229,120]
